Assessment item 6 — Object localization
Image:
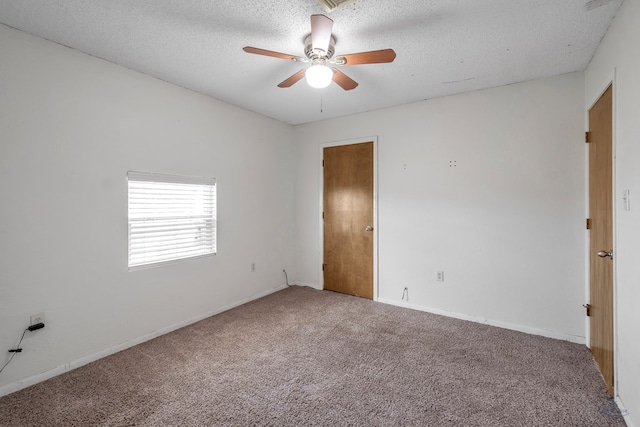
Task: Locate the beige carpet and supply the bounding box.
[0,286,625,426]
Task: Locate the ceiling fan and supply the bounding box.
[243,14,396,90]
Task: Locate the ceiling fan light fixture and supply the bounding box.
[306,64,333,88]
[243,14,396,91]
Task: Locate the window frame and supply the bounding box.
[127,171,217,271]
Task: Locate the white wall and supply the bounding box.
[0,24,295,394]
[294,72,586,342]
[586,0,640,424]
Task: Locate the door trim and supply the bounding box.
[585,69,618,396]
[319,136,379,301]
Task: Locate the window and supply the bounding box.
[128,171,216,269]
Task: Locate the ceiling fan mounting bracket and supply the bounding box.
[304,34,336,60]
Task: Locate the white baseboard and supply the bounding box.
[0,284,287,398]
[377,297,586,345]
[616,396,635,427]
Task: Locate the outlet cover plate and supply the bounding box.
[30,312,44,326]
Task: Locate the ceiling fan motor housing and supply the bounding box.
[304,34,336,60]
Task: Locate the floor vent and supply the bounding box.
[316,0,357,13]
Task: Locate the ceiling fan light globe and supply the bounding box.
[306,64,333,88]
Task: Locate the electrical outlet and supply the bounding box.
[436,271,445,282]
[30,312,44,326]
[251,262,256,272]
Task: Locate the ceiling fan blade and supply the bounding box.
[334,49,396,66]
[243,46,305,62]
[332,68,358,91]
[278,69,307,88]
[311,14,334,54]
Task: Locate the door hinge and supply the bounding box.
[586,218,592,230]
[583,304,592,317]
[322,211,325,219]
[585,131,591,143]
[322,263,326,271]
[322,159,325,167]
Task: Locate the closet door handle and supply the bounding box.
[597,250,613,259]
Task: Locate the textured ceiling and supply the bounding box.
[0,0,623,125]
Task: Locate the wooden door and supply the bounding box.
[588,85,614,395]
[323,142,374,299]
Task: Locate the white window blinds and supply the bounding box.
[128,171,216,269]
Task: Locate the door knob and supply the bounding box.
[365,225,373,232]
[597,250,613,259]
